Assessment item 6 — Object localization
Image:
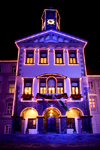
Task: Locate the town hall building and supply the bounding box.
[1,6,100,134]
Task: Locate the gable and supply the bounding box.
[15,30,87,47]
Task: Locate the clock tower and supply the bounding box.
[41,7,61,31]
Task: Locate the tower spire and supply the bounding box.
[41,5,61,31]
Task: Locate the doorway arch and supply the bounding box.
[20,107,38,134]
[66,107,84,134]
[43,107,61,133]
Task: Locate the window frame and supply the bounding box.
[68,49,79,65]
[70,78,80,95]
[24,49,35,65]
[9,83,15,93]
[47,78,56,94]
[24,80,32,95]
[54,49,65,65]
[4,125,12,134]
[89,97,96,108]
[57,80,64,94]
[6,103,13,114]
[38,49,49,65]
[12,66,16,73]
[39,80,46,94]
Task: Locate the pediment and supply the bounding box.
[15,30,87,46]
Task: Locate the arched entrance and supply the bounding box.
[20,107,38,134]
[43,107,61,133]
[66,107,84,134]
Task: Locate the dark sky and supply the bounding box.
[1,0,100,75]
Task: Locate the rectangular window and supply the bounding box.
[89,98,95,108]
[24,81,32,94]
[57,82,63,93]
[40,51,47,64]
[12,66,16,73]
[5,125,11,134]
[89,82,93,90]
[55,51,63,64]
[71,82,79,95]
[28,118,36,129]
[69,53,76,64]
[9,84,15,93]
[67,118,75,130]
[26,52,34,64]
[40,82,46,93]
[7,103,12,114]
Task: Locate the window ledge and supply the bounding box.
[54,63,65,65]
[38,63,49,65]
[69,63,79,65]
[25,63,35,65]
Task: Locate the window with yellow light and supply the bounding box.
[24,81,32,94]
[26,52,33,64]
[71,82,79,95]
[55,51,63,64]
[40,51,47,64]
[69,52,77,64]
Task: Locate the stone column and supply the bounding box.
[81,116,93,133]
[60,116,67,134]
[12,116,22,134]
[38,116,44,134]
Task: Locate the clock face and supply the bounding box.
[47,19,55,25]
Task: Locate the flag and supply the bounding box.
[59,100,68,111]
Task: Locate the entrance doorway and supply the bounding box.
[66,108,84,134]
[47,116,56,132]
[43,107,61,133]
[20,107,38,134]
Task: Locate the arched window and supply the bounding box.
[4,125,11,134]
[48,78,56,93]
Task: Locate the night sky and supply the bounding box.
[1,1,100,75]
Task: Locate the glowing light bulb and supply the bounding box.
[50,110,53,113]
[50,113,53,116]
[70,110,73,113]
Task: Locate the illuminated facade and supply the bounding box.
[0,61,17,134]
[0,7,97,134]
[88,76,100,133]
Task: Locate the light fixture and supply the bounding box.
[70,110,73,113]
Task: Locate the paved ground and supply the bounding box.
[0,134,100,149]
